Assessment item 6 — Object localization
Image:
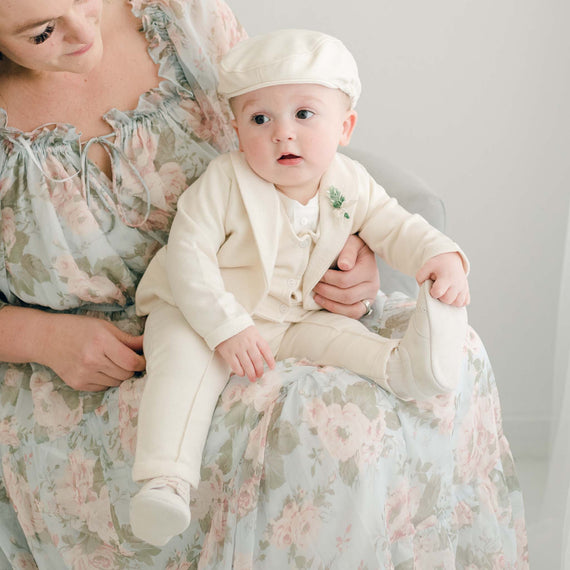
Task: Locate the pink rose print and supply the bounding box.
[2,207,17,255]
[210,496,229,543]
[244,409,272,466]
[291,500,321,550]
[52,448,119,545]
[269,497,322,551]
[158,162,187,205]
[305,400,370,463]
[456,388,500,483]
[12,552,38,570]
[62,544,117,570]
[233,552,254,570]
[0,417,19,446]
[269,502,296,549]
[360,413,388,466]
[241,370,282,413]
[1,456,46,537]
[220,380,248,411]
[118,378,146,457]
[130,125,159,178]
[192,464,225,521]
[237,477,259,518]
[415,391,456,435]
[452,500,474,530]
[3,367,25,388]
[166,562,192,570]
[60,198,99,236]
[55,254,126,305]
[30,371,83,438]
[385,482,414,543]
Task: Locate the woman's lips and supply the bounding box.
[69,43,93,56]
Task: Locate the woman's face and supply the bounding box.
[0,0,104,75]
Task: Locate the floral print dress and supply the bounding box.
[0,0,528,568]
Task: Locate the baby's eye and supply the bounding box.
[296,109,314,120]
[251,114,270,125]
[31,23,55,45]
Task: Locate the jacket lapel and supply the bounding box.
[230,152,281,287]
[302,156,358,298]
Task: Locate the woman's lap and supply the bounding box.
[0,295,528,569]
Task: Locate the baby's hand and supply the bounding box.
[215,326,276,382]
[416,252,470,307]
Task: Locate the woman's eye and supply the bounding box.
[252,114,269,125]
[31,24,55,45]
[296,109,314,120]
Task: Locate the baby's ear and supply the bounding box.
[339,110,358,146]
[231,119,244,151]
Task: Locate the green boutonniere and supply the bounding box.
[327,186,350,219]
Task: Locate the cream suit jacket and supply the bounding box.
[136,151,468,350]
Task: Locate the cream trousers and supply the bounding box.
[132,301,399,487]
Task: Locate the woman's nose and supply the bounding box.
[64,10,94,44]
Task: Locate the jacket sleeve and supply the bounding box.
[353,162,469,277]
[165,158,254,350]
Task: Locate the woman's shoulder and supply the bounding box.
[135,0,246,61]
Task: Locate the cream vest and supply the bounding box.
[254,193,320,322]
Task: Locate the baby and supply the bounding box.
[130,29,469,546]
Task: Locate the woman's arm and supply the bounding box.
[313,234,380,319]
[0,305,145,392]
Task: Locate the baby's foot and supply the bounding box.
[130,476,191,546]
[387,280,468,400]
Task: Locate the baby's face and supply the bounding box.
[231,83,356,203]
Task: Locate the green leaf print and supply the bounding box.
[345,382,381,420]
[267,420,300,455]
[339,457,359,486]
[21,254,51,282]
[264,451,286,490]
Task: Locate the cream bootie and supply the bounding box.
[130,476,191,546]
[387,280,468,400]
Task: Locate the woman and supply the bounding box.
[0,0,527,567]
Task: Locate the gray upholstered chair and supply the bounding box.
[342,147,446,298]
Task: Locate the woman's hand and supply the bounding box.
[39,314,146,391]
[313,234,380,319]
[0,306,146,392]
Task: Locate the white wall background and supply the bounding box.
[229,0,570,457]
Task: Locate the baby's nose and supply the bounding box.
[272,121,295,143]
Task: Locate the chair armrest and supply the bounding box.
[341,147,446,297]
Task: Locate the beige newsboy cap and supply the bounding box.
[218,29,361,108]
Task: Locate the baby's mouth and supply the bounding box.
[278,153,302,163]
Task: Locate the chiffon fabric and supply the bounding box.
[0,0,527,567]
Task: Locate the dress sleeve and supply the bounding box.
[0,117,9,310]
[0,139,15,310]
[156,0,247,152]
